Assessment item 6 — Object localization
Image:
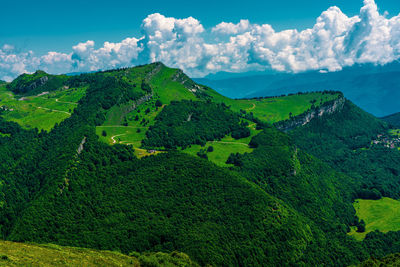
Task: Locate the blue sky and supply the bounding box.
[1,0,400,80]
[2,0,398,54]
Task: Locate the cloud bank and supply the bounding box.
[1,0,400,81]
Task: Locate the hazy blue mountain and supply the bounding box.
[195,62,400,117]
[382,112,400,128]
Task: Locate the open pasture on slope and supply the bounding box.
[207,89,341,123]
[182,122,261,167]
[349,197,400,240]
[0,84,85,131]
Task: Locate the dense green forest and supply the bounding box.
[143,100,249,149]
[1,63,400,266]
[290,100,400,199]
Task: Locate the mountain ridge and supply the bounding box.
[196,62,400,117]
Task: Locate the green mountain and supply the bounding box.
[1,62,400,266]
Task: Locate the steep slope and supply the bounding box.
[225,125,368,265]
[290,100,400,199]
[7,70,69,95]
[9,145,316,266]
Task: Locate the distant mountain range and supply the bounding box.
[195,61,400,117]
[382,112,400,128]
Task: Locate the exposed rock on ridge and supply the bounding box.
[275,95,345,132]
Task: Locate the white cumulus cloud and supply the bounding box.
[1,0,400,81]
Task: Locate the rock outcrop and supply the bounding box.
[275,95,345,132]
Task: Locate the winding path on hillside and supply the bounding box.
[111,134,126,144]
[246,103,256,111]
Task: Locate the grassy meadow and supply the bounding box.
[349,197,400,240]
[0,240,139,266]
[207,89,340,123]
[0,84,85,131]
[182,122,261,166]
[0,240,198,267]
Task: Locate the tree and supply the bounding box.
[207,146,214,152]
[357,220,366,233]
[102,130,107,137]
[145,108,151,114]
[155,99,163,107]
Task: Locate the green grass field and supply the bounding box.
[207,89,340,123]
[349,197,400,240]
[389,129,400,136]
[0,240,139,266]
[182,122,261,167]
[0,84,85,131]
[150,67,197,104]
[97,96,166,155]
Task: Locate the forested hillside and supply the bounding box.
[1,63,400,266]
[290,101,400,198]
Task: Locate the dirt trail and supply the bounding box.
[247,103,256,111]
[111,134,126,144]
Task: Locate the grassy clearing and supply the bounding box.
[207,89,340,123]
[96,126,147,148]
[0,85,85,131]
[389,129,400,137]
[97,96,165,153]
[0,240,138,266]
[349,197,400,240]
[182,122,261,167]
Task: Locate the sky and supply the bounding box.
[1,0,400,81]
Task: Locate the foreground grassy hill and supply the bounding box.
[0,240,198,266]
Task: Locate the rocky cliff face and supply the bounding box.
[26,76,49,91]
[275,95,345,132]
